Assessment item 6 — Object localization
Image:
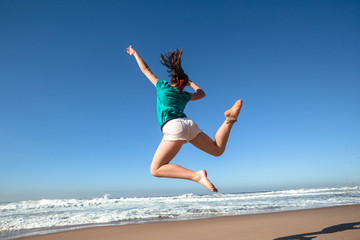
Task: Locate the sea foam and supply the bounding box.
[1,186,359,239]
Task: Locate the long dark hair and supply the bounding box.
[160,49,189,87]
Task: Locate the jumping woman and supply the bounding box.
[127,45,242,192]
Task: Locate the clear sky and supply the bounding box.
[1,0,359,202]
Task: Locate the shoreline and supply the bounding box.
[16,204,360,240]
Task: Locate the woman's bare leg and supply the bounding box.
[190,100,242,156]
[150,140,218,192]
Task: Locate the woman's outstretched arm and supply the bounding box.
[189,80,206,101]
[127,45,159,86]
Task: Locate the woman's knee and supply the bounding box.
[212,148,224,157]
[150,167,160,177]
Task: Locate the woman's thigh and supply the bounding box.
[151,140,187,169]
[189,132,220,156]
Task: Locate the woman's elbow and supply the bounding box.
[191,90,206,101]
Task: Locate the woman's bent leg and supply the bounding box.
[190,100,242,156]
[190,122,233,157]
[150,140,217,192]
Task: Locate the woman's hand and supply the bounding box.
[127,45,136,56]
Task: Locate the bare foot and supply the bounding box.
[196,170,218,192]
[224,99,243,123]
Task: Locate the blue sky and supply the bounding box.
[1,0,359,202]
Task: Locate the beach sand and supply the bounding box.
[19,204,360,240]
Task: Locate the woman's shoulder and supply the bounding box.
[156,79,170,89]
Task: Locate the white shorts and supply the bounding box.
[162,118,202,142]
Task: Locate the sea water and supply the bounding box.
[1,186,359,239]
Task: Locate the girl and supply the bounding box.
[127,45,242,192]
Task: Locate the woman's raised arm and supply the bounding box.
[188,80,206,101]
[127,45,159,86]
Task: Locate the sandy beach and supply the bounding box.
[18,204,360,240]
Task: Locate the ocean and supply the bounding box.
[1,186,359,239]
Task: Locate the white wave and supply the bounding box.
[1,186,359,238]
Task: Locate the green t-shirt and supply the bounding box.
[156,79,192,128]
